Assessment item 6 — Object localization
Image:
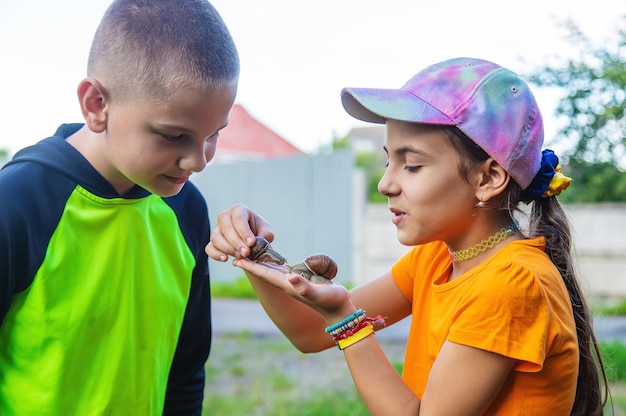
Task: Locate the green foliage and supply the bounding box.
[592,298,626,317]
[355,151,386,203]
[526,16,626,202]
[210,276,257,299]
[559,159,626,203]
[330,134,351,150]
[600,341,626,383]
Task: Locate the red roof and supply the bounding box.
[217,104,301,158]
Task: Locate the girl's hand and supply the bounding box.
[206,204,274,261]
[233,257,354,320]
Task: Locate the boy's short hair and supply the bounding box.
[88,0,239,102]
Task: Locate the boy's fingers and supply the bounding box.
[205,241,229,262]
[211,205,254,258]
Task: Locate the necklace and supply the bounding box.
[449,223,518,262]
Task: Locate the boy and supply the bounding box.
[0,0,239,414]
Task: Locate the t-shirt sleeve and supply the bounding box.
[391,247,419,302]
[447,262,550,372]
[391,241,451,304]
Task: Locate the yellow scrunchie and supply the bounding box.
[542,165,572,198]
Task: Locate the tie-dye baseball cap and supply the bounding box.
[341,57,544,190]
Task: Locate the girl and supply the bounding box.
[207,57,609,415]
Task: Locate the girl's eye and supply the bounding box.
[404,165,421,173]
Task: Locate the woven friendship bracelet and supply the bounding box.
[325,309,387,350]
[331,319,372,341]
[337,324,375,350]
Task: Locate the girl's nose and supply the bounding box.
[378,168,399,197]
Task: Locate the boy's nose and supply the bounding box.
[181,145,213,172]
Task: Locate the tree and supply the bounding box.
[526,17,626,202]
[0,148,8,167]
[328,132,387,203]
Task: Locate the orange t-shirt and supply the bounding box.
[391,238,578,415]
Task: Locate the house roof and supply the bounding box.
[216,104,301,159]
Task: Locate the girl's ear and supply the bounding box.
[77,78,109,133]
[475,158,510,202]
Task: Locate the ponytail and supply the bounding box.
[528,197,610,416]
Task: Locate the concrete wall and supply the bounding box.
[354,203,626,298]
[567,204,626,297]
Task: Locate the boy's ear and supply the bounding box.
[475,158,510,201]
[77,77,109,133]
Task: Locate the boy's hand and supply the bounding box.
[206,204,274,261]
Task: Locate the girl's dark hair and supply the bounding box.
[441,126,610,416]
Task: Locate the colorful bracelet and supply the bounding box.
[325,309,365,333]
[332,319,371,340]
[328,314,367,337]
[337,323,374,350]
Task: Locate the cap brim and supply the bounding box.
[341,87,455,125]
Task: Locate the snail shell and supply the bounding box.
[289,254,337,284]
[303,254,338,279]
[248,237,287,265]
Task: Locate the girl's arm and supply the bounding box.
[236,259,515,416]
[240,261,412,352]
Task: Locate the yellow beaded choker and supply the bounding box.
[449,223,518,262]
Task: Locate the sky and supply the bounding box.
[0,0,624,156]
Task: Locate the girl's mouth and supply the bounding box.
[390,208,405,225]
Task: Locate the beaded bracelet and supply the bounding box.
[331,319,371,341]
[325,309,386,350]
[325,309,365,334]
[328,314,367,338]
[337,324,374,350]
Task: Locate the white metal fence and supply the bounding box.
[193,152,626,298]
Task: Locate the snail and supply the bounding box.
[247,237,338,284]
[248,236,287,265]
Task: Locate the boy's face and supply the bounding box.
[98,83,237,197]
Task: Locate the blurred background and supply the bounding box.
[1,0,625,298]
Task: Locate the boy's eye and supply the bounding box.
[162,133,186,142]
[404,165,421,173]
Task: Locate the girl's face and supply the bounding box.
[378,121,480,247]
[96,83,237,197]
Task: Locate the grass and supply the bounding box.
[208,279,626,414]
[203,333,626,415]
[211,276,258,299]
[593,297,626,317]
